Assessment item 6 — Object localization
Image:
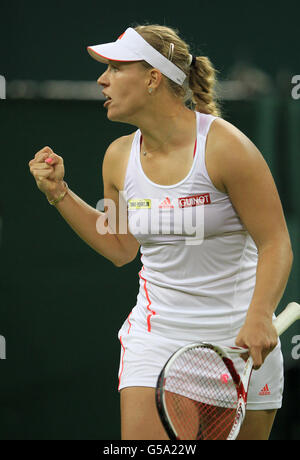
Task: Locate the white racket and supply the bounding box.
[155,302,300,440]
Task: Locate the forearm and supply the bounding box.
[247,238,293,320]
[48,184,127,266]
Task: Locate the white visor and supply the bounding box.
[87,27,187,86]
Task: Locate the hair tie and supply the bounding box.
[188,54,197,67]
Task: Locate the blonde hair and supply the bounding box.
[134,24,221,117]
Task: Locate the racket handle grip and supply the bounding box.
[274,302,300,336]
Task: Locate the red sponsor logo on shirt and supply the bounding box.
[159,197,174,209]
[178,193,211,208]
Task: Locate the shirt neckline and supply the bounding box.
[137,112,199,189]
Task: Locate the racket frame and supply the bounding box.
[156,342,252,441]
[156,302,300,441]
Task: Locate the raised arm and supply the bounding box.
[28,140,140,267]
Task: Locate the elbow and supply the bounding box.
[279,236,294,272]
[113,259,126,268]
[287,246,294,280]
[112,245,139,267]
[112,254,134,268]
[284,234,294,267]
[258,234,293,268]
[288,244,294,269]
[110,242,139,267]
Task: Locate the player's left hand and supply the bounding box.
[235,313,278,370]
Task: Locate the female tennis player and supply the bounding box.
[28,25,293,440]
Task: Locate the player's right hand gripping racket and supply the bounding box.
[155,302,300,441]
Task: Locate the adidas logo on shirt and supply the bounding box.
[159,197,174,209]
[259,384,271,396]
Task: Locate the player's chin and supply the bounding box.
[106,105,123,122]
[106,107,115,120]
[107,107,131,124]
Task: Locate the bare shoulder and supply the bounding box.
[208,117,258,154]
[102,132,136,191]
[206,118,289,252]
[206,117,267,193]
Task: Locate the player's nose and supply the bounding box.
[97,69,109,86]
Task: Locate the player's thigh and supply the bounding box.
[120,386,169,440]
[236,409,277,440]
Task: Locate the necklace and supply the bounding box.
[141,133,174,157]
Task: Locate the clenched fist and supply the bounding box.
[29,146,66,201]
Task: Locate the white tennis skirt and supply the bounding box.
[117,320,284,411]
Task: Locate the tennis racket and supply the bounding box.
[155,302,300,441]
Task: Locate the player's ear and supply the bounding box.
[148,68,163,91]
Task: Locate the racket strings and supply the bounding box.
[164,346,238,440]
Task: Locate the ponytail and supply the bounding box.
[189,56,221,116]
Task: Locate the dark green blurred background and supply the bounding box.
[0,0,299,441]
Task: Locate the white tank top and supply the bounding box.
[122,111,258,341]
